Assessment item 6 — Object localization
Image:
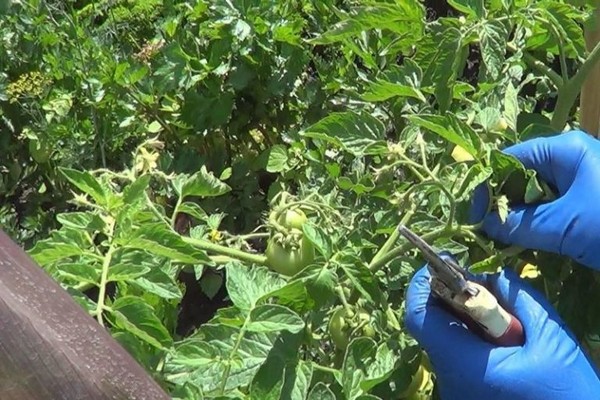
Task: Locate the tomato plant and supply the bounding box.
[1,0,600,399]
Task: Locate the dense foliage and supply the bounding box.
[1,0,600,399]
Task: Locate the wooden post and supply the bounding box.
[580,7,600,137]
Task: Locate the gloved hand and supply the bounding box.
[470,129,600,270]
[404,130,600,399]
[405,265,600,400]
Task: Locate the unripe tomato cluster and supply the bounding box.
[265,207,315,276]
[328,306,376,351]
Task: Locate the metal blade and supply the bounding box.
[398,225,472,295]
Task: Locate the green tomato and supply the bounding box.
[329,307,351,350]
[329,307,375,350]
[270,208,307,230]
[265,236,315,276]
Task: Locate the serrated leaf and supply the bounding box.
[302,223,332,258]
[504,82,519,131]
[134,267,183,300]
[108,264,151,281]
[496,195,509,223]
[247,304,305,333]
[226,263,287,310]
[423,27,463,112]
[111,296,172,350]
[338,254,384,305]
[259,280,315,314]
[478,107,503,132]
[56,263,101,284]
[178,202,207,221]
[60,167,107,206]
[488,149,525,183]
[292,264,337,306]
[455,164,493,201]
[310,2,424,46]
[56,212,105,232]
[29,240,86,265]
[301,111,386,157]
[122,223,211,264]
[266,145,288,173]
[200,271,223,299]
[307,382,336,400]
[341,338,378,400]
[173,166,231,199]
[250,332,304,400]
[480,20,508,80]
[407,114,479,157]
[123,174,151,204]
[165,325,277,395]
[449,0,485,17]
[362,80,425,102]
[469,253,506,273]
[281,360,313,400]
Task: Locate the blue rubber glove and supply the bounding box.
[405,130,600,399]
[405,265,600,400]
[470,129,600,270]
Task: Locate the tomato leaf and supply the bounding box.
[307,382,337,400]
[407,114,480,157]
[449,0,485,18]
[120,223,211,264]
[362,80,426,103]
[338,253,384,306]
[178,202,207,221]
[302,223,332,258]
[173,165,231,199]
[111,296,172,350]
[292,264,337,307]
[247,304,305,333]
[226,263,287,311]
[301,111,387,157]
[59,167,108,206]
[267,145,289,173]
[479,20,508,80]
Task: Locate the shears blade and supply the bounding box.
[398,224,475,296]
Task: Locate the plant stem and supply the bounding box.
[336,286,353,314]
[552,39,600,130]
[507,43,564,89]
[184,236,268,265]
[171,195,183,229]
[369,226,451,272]
[369,200,418,269]
[311,363,339,375]
[219,315,250,395]
[95,242,116,327]
[230,232,270,241]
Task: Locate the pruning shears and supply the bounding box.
[398,225,525,347]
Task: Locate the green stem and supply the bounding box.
[95,241,116,327]
[369,226,451,272]
[336,286,353,314]
[230,232,270,241]
[184,236,268,265]
[171,196,183,229]
[220,315,250,395]
[311,363,339,375]
[368,200,418,269]
[507,43,564,89]
[210,255,238,264]
[552,39,600,130]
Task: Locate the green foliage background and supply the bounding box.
[1,0,600,399]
